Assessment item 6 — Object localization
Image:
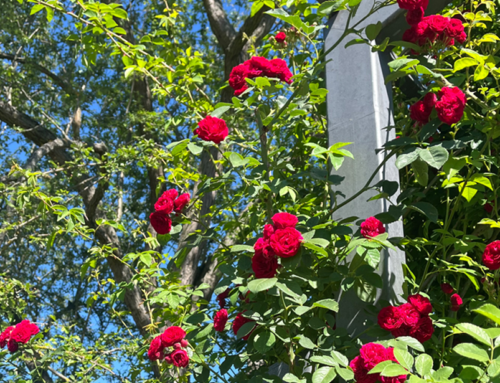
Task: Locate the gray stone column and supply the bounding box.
[325,1,405,337]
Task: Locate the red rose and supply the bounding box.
[406,8,424,25]
[164,354,173,364]
[425,15,450,34]
[154,189,177,213]
[423,92,437,109]
[270,227,302,258]
[161,326,186,347]
[450,294,463,311]
[360,217,385,239]
[446,19,465,39]
[403,27,418,43]
[275,32,286,43]
[254,237,275,259]
[263,224,274,239]
[214,309,228,332]
[457,32,467,44]
[7,339,18,353]
[0,327,13,348]
[399,303,421,327]
[229,64,250,96]
[485,202,494,214]
[378,306,403,331]
[391,324,413,338]
[10,320,39,344]
[180,339,188,348]
[441,283,454,294]
[149,211,172,235]
[350,356,378,383]
[408,294,433,315]
[410,316,434,342]
[269,58,293,84]
[217,288,230,309]
[415,20,437,45]
[410,100,431,125]
[272,212,298,229]
[247,56,270,77]
[252,249,279,278]
[232,313,255,340]
[171,349,189,367]
[360,343,388,369]
[194,116,229,144]
[397,0,428,11]
[174,193,190,214]
[483,241,500,270]
[148,336,165,361]
[435,87,466,125]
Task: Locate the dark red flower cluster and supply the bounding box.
[350,343,407,383]
[232,312,256,340]
[378,294,434,343]
[194,116,229,144]
[148,326,190,367]
[229,57,293,96]
[441,283,454,294]
[410,87,466,126]
[214,309,228,332]
[275,32,287,43]
[483,241,500,270]
[150,189,190,235]
[251,212,302,278]
[0,320,39,353]
[450,293,463,311]
[216,288,230,309]
[402,16,467,50]
[360,217,385,239]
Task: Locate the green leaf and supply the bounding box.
[488,360,500,378]
[415,354,433,376]
[311,355,338,367]
[331,351,349,367]
[247,278,277,293]
[187,143,203,155]
[388,58,419,71]
[394,348,414,371]
[254,331,276,353]
[419,146,449,169]
[432,367,454,381]
[139,253,153,266]
[412,159,428,187]
[294,306,311,315]
[396,337,425,352]
[474,65,489,81]
[454,57,478,71]
[250,0,265,16]
[283,373,304,383]
[304,238,330,248]
[336,367,354,380]
[313,299,339,312]
[365,22,382,41]
[380,364,409,377]
[396,148,421,169]
[471,174,493,190]
[453,343,490,362]
[170,140,189,156]
[409,202,438,223]
[317,0,345,16]
[312,367,337,383]
[229,153,250,167]
[369,361,393,374]
[231,245,254,253]
[236,322,255,339]
[211,105,231,118]
[299,336,316,349]
[30,4,45,15]
[456,323,491,346]
[474,304,500,326]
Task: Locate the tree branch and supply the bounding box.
[201,0,237,53]
[0,53,75,95]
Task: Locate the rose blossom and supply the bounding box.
[425,15,450,34]
[483,241,500,270]
[214,309,228,332]
[399,303,421,327]
[441,283,454,294]
[173,193,190,213]
[408,294,433,315]
[229,64,250,96]
[360,343,388,370]
[254,237,274,259]
[270,227,303,258]
[252,249,279,278]
[0,326,13,348]
[275,32,286,43]
[410,316,434,342]
[351,344,407,383]
[378,306,403,331]
[435,87,466,125]
[194,116,229,144]
[360,217,385,238]
[263,224,274,239]
[149,211,172,235]
[410,100,431,125]
[397,0,428,11]
[154,189,178,213]
[171,349,190,367]
[446,19,466,40]
[10,320,39,344]
[406,7,424,25]
[269,58,293,84]
[272,212,298,229]
[232,313,255,340]
[161,326,186,347]
[148,336,164,361]
[217,288,230,309]
[450,294,463,311]
[7,339,18,353]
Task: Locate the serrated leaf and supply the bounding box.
[312,367,337,383]
[453,343,490,362]
[247,278,277,293]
